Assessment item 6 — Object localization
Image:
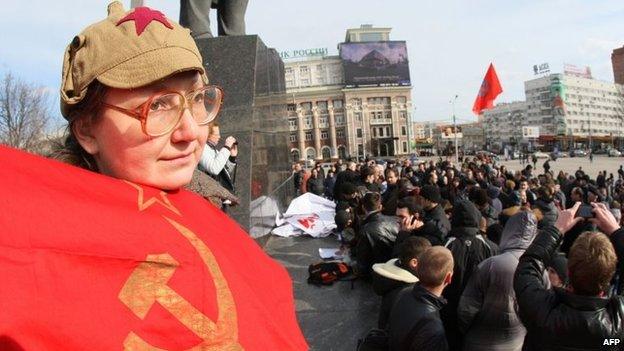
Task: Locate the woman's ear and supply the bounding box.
[72,118,99,156]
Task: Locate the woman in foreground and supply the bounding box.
[0,2,307,350]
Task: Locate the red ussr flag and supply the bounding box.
[0,146,307,350]
[472,63,503,115]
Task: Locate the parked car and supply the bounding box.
[533,151,550,159]
[608,149,622,157]
[550,151,567,159]
[570,149,588,157]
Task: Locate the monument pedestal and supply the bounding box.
[196,35,292,237]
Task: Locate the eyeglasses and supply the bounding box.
[102,85,224,137]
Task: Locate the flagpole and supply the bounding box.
[452,95,459,165]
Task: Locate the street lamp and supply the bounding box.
[451,95,459,164]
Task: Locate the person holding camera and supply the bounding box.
[198,123,238,198]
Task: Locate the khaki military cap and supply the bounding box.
[60,1,207,119]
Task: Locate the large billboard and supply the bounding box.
[440,126,463,139]
[339,41,410,87]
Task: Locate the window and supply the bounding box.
[301,78,310,86]
[384,111,392,119]
[319,116,328,126]
[401,126,407,136]
[337,129,345,138]
[291,149,300,162]
[289,119,297,128]
[379,128,384,137]
[399,111,407,119]
[285,67,293,75]
[301,102,312,111]
[304,116,313,128]
[396,96,407,104]
[305,132,313,141]
[317,101,327,110]
[300,66,309,74]
[357,128,363,138]
[351,98,362,106]
[402,142,408,153]
[287,104,296,112]
[336,114,345,124]
[358,144,364,156]
[386,127,391,136]
[333,99,343,109]
[289,134,297,142]
[355,112,362,121]
[372,128,377,137]
[321,131,328,140]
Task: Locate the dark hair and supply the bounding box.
[469,187,489,207]
[49,81,108,172]
[360,165,376,182]
[397,196,422,216]
[362,192,381,213]
[398,237,431,269]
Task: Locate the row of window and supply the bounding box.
[289,129,346,142]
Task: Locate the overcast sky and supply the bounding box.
[1,0,623,126]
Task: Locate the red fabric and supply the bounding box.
[472,63,503,115]
[0,146,307,350]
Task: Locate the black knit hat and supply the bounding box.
[420,185,442,203]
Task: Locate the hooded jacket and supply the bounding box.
[458,212,538,351]
[372,258,418,329]
[442,200,499,350]
[424,203,451,239]
[514,226,624,351]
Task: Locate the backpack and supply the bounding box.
[307,261,352,286]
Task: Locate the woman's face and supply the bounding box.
[80,72,208,190]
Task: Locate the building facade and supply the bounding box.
[285,25,412,162]
[613,46,624,85]
[483,73,624,151]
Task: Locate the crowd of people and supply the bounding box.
[294,155,624,350]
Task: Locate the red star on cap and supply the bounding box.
[116,7,173,36]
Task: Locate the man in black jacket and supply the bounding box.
[394,197,445,247]
[388,246,454,351]
[355,192,399,277]
[442,199,498,350]
[514,202,624,350]
[420,185,451,239]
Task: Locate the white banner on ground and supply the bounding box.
[271,193,336,238]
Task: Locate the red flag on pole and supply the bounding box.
[472,63,503,115]
[0,146,307,351]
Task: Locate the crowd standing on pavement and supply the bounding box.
[294,154,624,350]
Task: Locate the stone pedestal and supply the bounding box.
[195,35,292,237]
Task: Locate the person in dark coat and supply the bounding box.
[355,192,399,277]
[514,202,624,351]
[388,246,454,351]
[420,185,452,239]
[333,161,359,199]
[372,236,431,329]
[323,170,336,200]
[381,168,400,216]
[306,168,324,197]
[441,199,499,351]
[458,211,539,351]
[395,197,446,247]
[532,185,559,229]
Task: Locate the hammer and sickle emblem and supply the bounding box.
[119,216,244,350]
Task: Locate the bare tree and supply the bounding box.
[0,72,52,152]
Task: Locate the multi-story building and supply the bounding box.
[482,102,529,150]
[461,122,485,151]
[613,46,624,85]
[285,25,412,162]
[483,73,624,151]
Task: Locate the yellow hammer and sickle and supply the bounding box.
[118,216,244,351]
